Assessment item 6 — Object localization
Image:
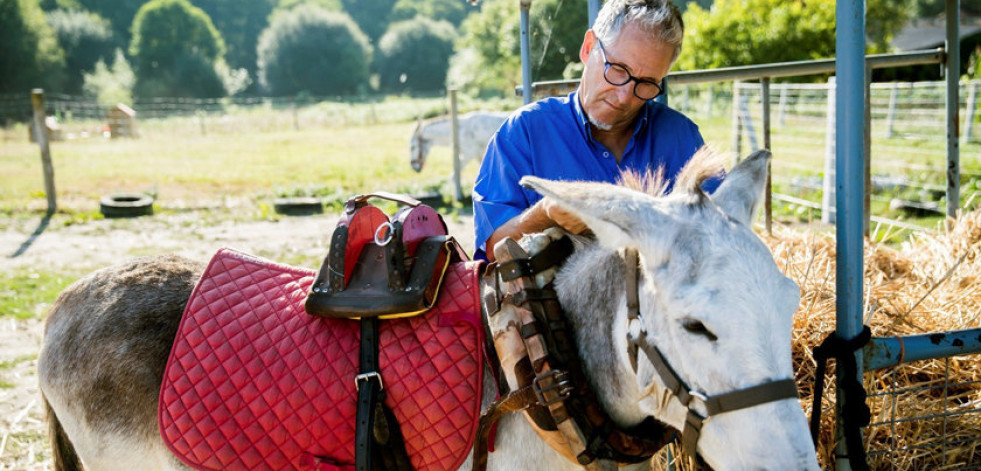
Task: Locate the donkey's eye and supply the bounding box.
[682,319,718,341]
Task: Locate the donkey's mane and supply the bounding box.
[617,146,726,199]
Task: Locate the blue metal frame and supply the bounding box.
[864,328,981,371]
[834,2,867,469]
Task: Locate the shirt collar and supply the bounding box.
[572,90,653,142]
[571,90,592,138]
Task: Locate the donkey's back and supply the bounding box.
[39,254,204,471]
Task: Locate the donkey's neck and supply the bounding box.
[554,241,650,427]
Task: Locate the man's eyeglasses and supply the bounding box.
[595,38,663,100]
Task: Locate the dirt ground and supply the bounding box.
[0,209,475,470]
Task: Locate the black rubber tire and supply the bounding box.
[273,197,323,216]
[100,193,154,218]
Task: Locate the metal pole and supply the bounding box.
[864,66,872,237]
[587,0,599,27]
[762,77,772,234]
[31,89,57,214]
[834,1,867,469]
[732,81,741,164]
[945,0,961,225]
[449,88,462,203]
[964,81,977,142]
[885,82,899,139]
[777,82,788,126]
[822,77,836,224]
[520,0,533,105]
[863,328,981,371]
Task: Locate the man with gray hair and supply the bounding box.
[473,0,715,261]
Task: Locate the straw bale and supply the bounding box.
[760,209,981,470]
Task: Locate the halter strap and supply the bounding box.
[623,248,800,464]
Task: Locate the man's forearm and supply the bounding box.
[484,203,554,262]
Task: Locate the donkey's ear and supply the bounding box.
[520,176,666,250]
[710,149,770,226]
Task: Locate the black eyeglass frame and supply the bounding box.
[594,38,664,101]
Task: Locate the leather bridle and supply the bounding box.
[622,249,800,464]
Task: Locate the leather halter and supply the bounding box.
[622,248,800,464]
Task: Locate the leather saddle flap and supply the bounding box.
[159,248,484,471]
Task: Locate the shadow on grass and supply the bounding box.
[9,211,53,258]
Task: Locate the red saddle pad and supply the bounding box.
[159,248,484,471]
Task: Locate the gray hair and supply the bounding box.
[592,0,684,64]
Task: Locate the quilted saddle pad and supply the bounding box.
[159,248,484,471]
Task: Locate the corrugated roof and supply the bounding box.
[892,17,981,51]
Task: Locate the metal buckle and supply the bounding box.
[355,372,384,391]
[533,370,573,406]
[374,221,395,246]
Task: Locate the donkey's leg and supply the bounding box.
[39,255,204,471]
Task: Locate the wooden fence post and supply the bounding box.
[31,89,57,214]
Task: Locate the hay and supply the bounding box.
[764,209,981,470]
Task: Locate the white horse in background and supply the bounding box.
[38,149,821,470]
[409,111,509,172]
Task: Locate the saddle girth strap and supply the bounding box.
[355,317,413,471]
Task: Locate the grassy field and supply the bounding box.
[0,103,496,224]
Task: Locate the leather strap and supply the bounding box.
[624,248,800,464]
[356,317,381,471]
[810,327,872,471]
[346,192,423,213]
[485,237,670,469]
[498,236,574,281]
[472,386,540,471]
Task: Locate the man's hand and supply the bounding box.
[484,198,587,262]
[539,198,587,235]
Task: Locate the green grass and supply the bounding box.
[0,98,495,219]
[0,269,82,320]
[0,353,37,370]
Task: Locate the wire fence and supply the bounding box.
[864,355,981,470]
[0,92,479,139]
[668,79,981,225]
[2,80,978,215]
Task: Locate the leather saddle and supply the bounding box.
[159,193,484,471]
[305,191,467,318]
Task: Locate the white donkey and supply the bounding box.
[39,149,820,470]
[409,111,509,172]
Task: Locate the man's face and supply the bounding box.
[578,23,674,132]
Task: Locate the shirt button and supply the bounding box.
[603,152,610,158]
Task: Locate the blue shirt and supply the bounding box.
[473,91,711,259]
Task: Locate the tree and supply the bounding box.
[192,0,278,94]
[46,8,114,94]
[74,0,142,50]
[130,0,227,97]
[256,5,371,96]
[0,0,65,95]
[377,17,456,93]
[83,48,134,106]
[676,0,911,72]
[453,0,586,96]
[340,0,397,43]
[388,0,477,28]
